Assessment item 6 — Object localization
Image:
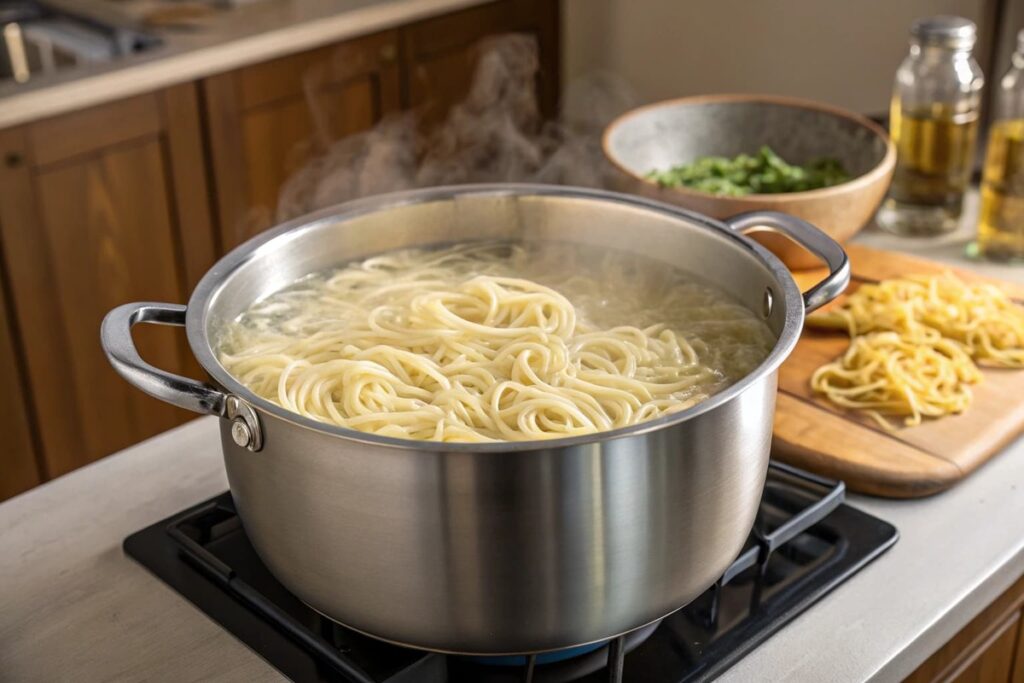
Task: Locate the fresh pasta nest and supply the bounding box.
[808,272,1024,367]
[807,271,1024,429]
[810,329,980,430]
[218,243,776,442]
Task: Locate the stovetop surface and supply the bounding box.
[124,463,897,683]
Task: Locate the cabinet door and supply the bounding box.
[0,85,216,477]
[0,261,40,501]
[946,612,1019,682]
[401,0,560,128]
[904,573,1024,683]
[204,30,401,251]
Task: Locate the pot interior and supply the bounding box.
[192,187,801,411]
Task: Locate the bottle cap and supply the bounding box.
[910,16,977,50]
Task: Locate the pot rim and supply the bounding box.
[187,183,804,453]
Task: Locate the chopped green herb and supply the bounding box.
[646,146,850,196]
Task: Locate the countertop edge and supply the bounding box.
[870,543,1024,681]
[0,0,491,130]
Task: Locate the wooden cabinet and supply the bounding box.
[203,0,560,252]
[401,0,560,126]
[0,84,216,479]
[905,572,1024,683]
[203,30,401,251]
[0,263,40,499]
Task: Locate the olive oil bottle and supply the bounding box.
[885,101,979,222]
[977,32,1024,261]
[877,17,984,236]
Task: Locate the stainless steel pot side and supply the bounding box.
[101,184,848,655]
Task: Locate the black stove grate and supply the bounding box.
[124,462,897,683]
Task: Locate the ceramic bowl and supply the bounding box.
[603,94,896,269]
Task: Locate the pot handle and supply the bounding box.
[101,302,228,417]
[724,211,850,312]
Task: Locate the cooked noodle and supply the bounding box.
[810,329,981,430]
[218,243,775,442]
[807,271,1024,429]
[808,272,1024,367]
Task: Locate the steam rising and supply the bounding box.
[276,34,637,220]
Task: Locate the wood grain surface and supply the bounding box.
[773,243,1024,498]
[202,30,402,252]
[0,259,41,497]
[0,88,210,481]
[903,571,1024,682]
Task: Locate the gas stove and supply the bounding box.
[124,462,896,682]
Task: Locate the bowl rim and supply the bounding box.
[602,92,897,202]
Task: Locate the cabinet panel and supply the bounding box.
[238,31,399,109]
[0,86,216,478]
[204,30,400,251]
[0,261,40,500]
[401,0,560,127]
[163,83,218,293]
[905,573,1024,683]
[239,78,378,238]
[0,128,82,473]
[406,46,478,128]
[33,140,188,465]
[27,94,161,167]
[1013,611,1024,682]
[948,611,1019,683]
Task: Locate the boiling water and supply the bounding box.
[217,242,777,441]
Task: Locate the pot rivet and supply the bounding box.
[225,395,263,452]
[763,287,774,318]
[231,418,252,448]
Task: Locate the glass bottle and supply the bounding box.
[877,16,984,236]
[976,29,1024,261]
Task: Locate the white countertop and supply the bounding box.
[0,0,491,130]
[1,202,1024,681]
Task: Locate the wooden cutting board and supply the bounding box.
[773,243,1024,498]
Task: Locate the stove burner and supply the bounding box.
[124,462,897,682]
[467,616,659,671]
[470,640,610,667]
[459,619,660,682]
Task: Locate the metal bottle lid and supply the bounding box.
[910,16,977,50]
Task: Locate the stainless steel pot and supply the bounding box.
[101,184,848,655]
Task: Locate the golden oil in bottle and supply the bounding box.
[978,119,1024,260]
[877,100,980,235]
[879,17,983,236]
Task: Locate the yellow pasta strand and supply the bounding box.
[808,271,1024,368]
[810,329,981,430]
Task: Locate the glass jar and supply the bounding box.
[877,16,984,236]
[976,29,1024,261]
